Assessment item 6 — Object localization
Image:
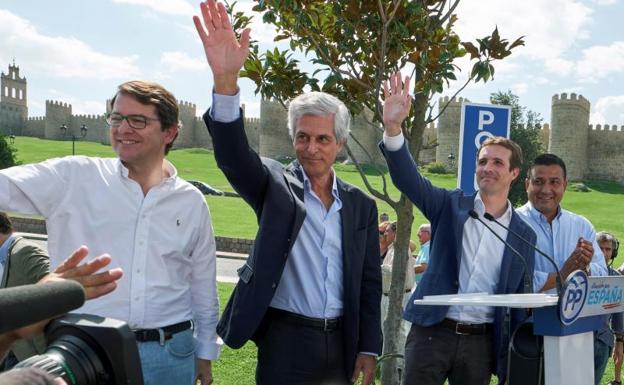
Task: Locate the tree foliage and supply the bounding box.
[0,135,17,169]
[490,90,544,206]
[232,1,525,382]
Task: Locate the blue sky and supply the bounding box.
[1,0,623,127]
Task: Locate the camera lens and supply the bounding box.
[15,335,105,385]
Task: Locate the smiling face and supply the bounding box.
[525,164,567,223]
[109,93,177,170]
[476,144,519,196]
[599,240,613,263]
[293,114,344,180]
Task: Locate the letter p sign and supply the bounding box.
[565,289,584,312]
[478,111,495,130]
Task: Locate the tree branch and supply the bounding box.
[344,142,396,206]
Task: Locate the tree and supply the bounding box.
[0,135,17,169]
[489,90,544,206]
[234,2,524,383]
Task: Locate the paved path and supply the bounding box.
[20,232,246,284]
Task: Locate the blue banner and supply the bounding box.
[458,103,511,193]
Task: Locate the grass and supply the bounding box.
[10,136,623,384]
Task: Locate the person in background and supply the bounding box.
[413,223,431,286]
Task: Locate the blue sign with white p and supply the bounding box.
[457,103,511,194]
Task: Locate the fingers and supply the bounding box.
[54,246,89,274]
[240,28,252,50]
[59,254,113,279]
[193,15,209,42]
[200,1,215,33]
[78,268,124,300]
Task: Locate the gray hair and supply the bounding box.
[287,92,350,143]
[597,231,615,244]
[419,224,431,232]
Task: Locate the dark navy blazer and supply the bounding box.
[381,141,536,383]
[205,111,382,377]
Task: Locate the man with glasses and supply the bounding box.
[0,81,221,385]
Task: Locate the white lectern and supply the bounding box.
[414,271,624,385]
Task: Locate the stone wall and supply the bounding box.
[586,125,624,183]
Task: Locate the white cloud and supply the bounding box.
[0,10,140,80]
[112,0,195,17]
[511,82,529,95]
[242,99,260,118]
[575,42,624,82]
[544,58,575,76]
[455,0,593,75]
[160,51,207,72]
[591,0,617,5]
[590,95,624,124]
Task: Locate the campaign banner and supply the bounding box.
[458,103,511,194]
[560,272,624,325]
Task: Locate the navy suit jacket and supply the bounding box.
[381,141,536,383]
[205,111,382,377]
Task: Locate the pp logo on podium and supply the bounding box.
[560,270,589,325]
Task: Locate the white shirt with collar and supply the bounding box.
[0,156,222,360]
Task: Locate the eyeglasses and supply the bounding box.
[106,112,159,129]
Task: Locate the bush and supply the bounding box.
[427,162,448,174]
[0,135,17,169]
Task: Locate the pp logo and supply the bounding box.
[560,270,589,325]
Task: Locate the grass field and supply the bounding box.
[9,136,624,384]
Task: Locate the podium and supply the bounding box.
[414,271,624,385]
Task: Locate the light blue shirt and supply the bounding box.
[211,90,345,318]
[414,241,430,284]
[516,202,607,293]
[0,233,16,279]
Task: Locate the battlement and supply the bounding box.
[515,123,549,130]
[178,100,196,109]
[73,114,105,120]
[589,124,624,132]
[45,100,71,108]
[551,93,591,110]
[27,116,45,121]
[245,117,260,125]
[438,96,470,105]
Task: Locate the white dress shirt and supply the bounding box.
[0,156,222,360]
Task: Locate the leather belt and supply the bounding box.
[133,320,193,344]
[268,308,342,331]
[440,318,493,335]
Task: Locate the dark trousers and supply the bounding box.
[255,309,349,385]
[403,322,494,385]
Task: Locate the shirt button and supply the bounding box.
[271,283,277,289]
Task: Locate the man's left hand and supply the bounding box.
[195,359,213,385]
[351,353,376,385]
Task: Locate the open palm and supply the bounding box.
[383,72,412,133]
[193,0,250,77]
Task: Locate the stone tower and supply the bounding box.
[259,99,293,160]
[45,100,72,140]
[175,101,197,149]
[435,96,467,171]
[0,62,28,135]
[347,107,383,165]
[549,93,591,181]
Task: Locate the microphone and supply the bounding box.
[484,212,563,296]
[0,280,86,334]
[468,210,533,294]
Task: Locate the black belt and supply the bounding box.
[133,320,192,343]
[440,318,493,335]
[268,308,342,331]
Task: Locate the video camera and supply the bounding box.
[1,281,143,385]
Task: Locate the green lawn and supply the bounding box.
[10,136,623,384]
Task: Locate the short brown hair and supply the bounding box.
[110,80,179,154]
[0,212,13,235]
[477,136,523,171]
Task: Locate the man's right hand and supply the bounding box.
[382,71,412,137]
[561,238,594,278]
[193,0,251,95]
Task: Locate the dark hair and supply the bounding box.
[0,212,13,235]
[110,80,179,155]
[477,136,523,172]
[527,153,567,180]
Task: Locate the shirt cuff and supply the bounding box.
[382,132,405,151]
[195,336,223,360]
[359,351,378,357]
[211,90,241,123]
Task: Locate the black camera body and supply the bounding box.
[16,314,143,385]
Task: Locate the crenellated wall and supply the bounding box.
[586,125,624,184]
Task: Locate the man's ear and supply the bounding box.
[163,125,179,145]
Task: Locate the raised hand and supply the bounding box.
[382,72,412,137]
[193,0,251,95]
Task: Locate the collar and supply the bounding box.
[474,191,513,222]
[0,233,17,266]
[300,165,340,201]
[526,200,562,224]
[117,159,178,186]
